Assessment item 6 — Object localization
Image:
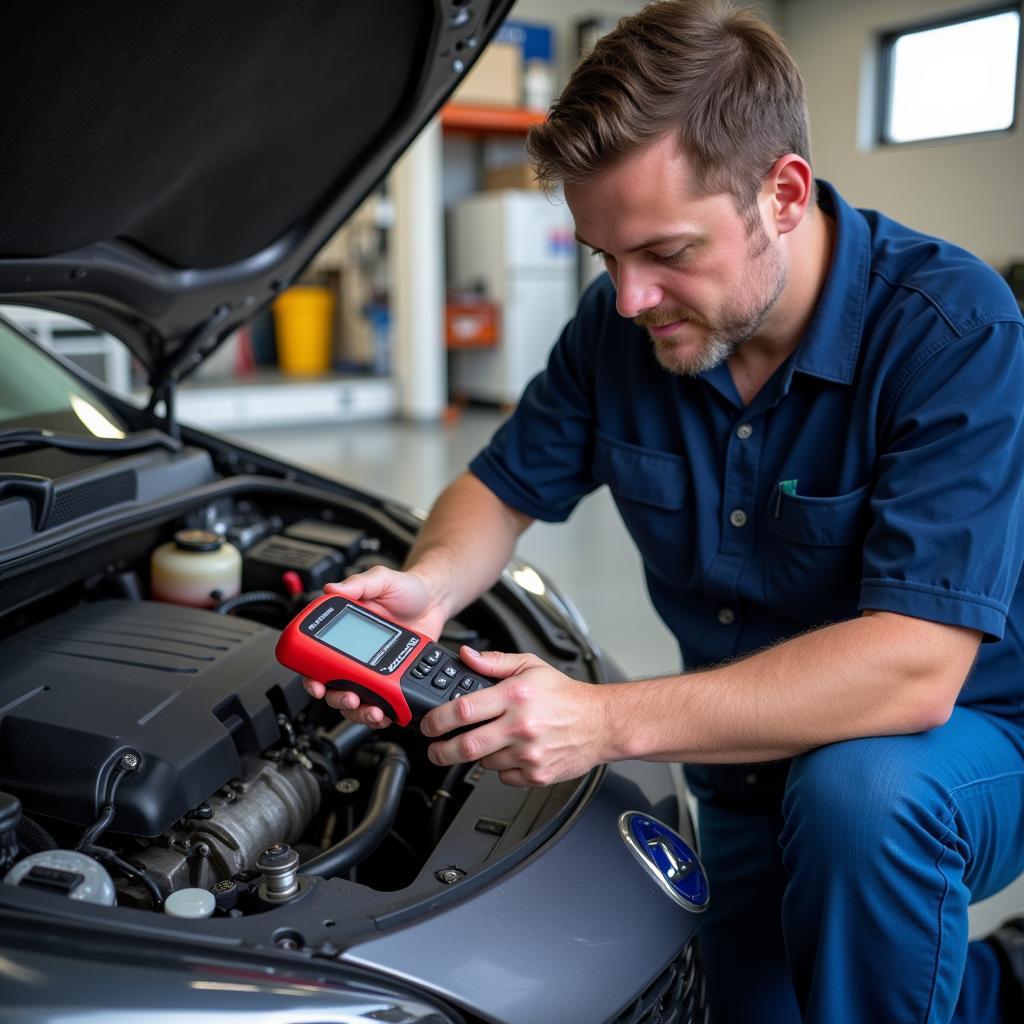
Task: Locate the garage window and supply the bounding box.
[878,6,1021,144]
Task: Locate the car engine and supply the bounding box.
[0,599,321,894]
[0,483,587,919]
[0,430,708,1024]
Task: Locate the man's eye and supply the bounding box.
[588,248,605,260]
[656,247,690,265]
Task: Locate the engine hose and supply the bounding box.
[16,816,57,855]
[84,844,163,910]
[320,720,374,762]
[430,762,471,845]
[300,742,408,879]
[214,590,293,616]
[77,757,133,851]
[76,805,115,850]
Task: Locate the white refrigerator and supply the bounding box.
[449,191,577,405]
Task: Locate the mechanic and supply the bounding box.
[302,2,1024,1020]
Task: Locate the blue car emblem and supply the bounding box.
[619,811,710,912]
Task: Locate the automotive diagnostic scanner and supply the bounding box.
[275,594,492,727]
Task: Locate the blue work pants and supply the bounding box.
[695,706,1024,1022]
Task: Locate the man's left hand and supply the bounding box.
[421,647,612,787]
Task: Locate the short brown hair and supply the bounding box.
[527,0,811,215]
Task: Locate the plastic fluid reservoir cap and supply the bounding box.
[174,529,223,552]
[4,850,116,906]
[165,887,217,919]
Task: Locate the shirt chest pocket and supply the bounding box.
[591,432,693,586]
[764,483,871,623]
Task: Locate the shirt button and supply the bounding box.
[729,509,748,528]
[736,423,753,440]
[718,607,735,626]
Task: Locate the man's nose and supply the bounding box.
[613,264,662,319]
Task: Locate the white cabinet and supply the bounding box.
[448,190,576,404]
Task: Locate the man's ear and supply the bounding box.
[765,154,814,236]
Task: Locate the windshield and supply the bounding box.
[0,314,128,436]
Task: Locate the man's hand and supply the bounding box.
[421,647,613,788]
[302,473,535,730]
[302,566,448,727]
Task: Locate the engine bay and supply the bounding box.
[0,449,597,936]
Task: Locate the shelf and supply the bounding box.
[440,103,546,135]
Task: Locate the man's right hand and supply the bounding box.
[301,566,449,728]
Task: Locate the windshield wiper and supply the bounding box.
[0,428,182,456]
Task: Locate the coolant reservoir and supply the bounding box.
[151,529,241,608]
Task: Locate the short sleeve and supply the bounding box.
[469,276,614,522]
[859,320,1024,641]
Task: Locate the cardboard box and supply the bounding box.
[452,41,521,107]
[483,163,540,191]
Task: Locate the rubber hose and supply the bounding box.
[430,762,470,845]
[84,844,163,910]
[15,816,57,854]
[300,743,409,879]
[320,720,374,762]
[77,760,131,850]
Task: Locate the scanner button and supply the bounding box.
[430,674,450,690]
[442,665,458,679]
[426,649,442,664]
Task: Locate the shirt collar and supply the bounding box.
[696,181,871,408]
[786,179,870,387]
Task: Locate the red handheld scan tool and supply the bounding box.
[275,594,491,726]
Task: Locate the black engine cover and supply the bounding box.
[0,601,307,836]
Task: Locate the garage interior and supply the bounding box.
[226,0,1024,947]
[5,0,1023,952]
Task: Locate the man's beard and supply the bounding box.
[636,225,788,377]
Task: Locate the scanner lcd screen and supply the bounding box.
[317,607,398,662]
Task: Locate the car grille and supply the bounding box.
[609,940,708,1024]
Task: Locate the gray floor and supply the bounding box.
[230,408,1023,937]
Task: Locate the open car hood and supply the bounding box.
[0,0,513,395]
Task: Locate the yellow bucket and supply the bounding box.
[273,286,336,375]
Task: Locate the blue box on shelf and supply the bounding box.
[496,20,555,65]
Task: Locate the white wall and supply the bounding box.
[780,0,1023,267]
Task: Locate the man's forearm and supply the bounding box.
[605,612,981,765]
[404,472,533,621]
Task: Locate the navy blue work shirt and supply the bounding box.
[470,181,1024,734]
